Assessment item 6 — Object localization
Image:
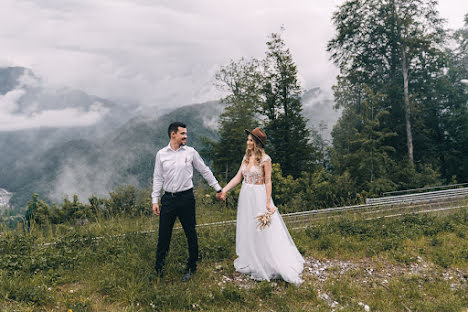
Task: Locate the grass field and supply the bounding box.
[0,201,466,311]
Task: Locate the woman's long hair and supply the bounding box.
[243,135,265,167]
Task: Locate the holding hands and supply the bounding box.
[216,190,227,201]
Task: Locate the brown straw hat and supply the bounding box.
[245,127,267,147]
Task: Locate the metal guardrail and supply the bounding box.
[382,183,468,196]
[36,197,467,247]
[366,187,468,204]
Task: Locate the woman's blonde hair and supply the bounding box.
[243,134,265,167]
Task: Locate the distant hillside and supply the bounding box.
[0,67,138,186]
[0,66,140,208]
[0,67,339,210]
[0,66,28,94]
[3,100,224,208]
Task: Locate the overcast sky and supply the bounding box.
[1,0,466,112]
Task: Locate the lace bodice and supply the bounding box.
[241,154,271,184]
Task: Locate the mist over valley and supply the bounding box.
[0,66,338,210]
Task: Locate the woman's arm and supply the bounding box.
[263,159,276,213]
[222,165,243,194]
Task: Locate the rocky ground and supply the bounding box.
[214,256,468,311]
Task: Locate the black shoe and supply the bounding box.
[182,269,196,282]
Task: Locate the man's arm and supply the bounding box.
[192,149,222,192]
[152,152,164,215]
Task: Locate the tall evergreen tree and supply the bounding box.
[261,32,318,177]
[331,84,397,193]
[328,0,446,166]
[326,0,468,188]
[439,13,468,181]
[25,193,50,226]
[209,58,262,180]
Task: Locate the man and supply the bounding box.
[152,122,223,282]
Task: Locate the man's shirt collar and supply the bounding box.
[166,143,187,152]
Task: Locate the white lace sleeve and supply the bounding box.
[262,154,271,163]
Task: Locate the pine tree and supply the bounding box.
[209,58,262,180]
[439,14,468,181]
[328,0,446,166]
[25,193,50,226]
[261,32,318,177]
[331,85,397,193]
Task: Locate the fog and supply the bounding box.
[0,70,110,131]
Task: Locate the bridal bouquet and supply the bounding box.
[256,211,273,231]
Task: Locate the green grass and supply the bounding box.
[0,204,466,311]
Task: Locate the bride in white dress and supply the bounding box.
[219,127,304,285]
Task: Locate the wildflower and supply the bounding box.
[256,211,273,230]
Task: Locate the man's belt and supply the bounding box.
[164,188,193,197]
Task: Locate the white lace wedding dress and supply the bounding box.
[234,154,304,285]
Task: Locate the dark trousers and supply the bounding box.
[155,189,198,272]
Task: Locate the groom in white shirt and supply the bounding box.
[152,122,222,282]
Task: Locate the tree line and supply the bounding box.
[207,0,467,207]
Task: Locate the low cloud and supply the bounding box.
[0,88,25,113]
[48,145,142,203]
[0,0,346,110]
[49,158,115,202]
[0,102,109,131]
[1,0,465,113]
[0,69,109,131]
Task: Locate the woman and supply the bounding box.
[219,127,304,285]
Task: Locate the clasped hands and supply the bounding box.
[216,190,227,201]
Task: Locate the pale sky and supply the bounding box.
[0,0,466,113]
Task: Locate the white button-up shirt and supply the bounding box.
[152,143,221,204]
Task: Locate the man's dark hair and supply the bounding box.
[168,122,186,138]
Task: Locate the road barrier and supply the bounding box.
[366,187,468,205]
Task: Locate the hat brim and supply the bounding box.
[245,129,265,147]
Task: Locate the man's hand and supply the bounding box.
[216,191,226,201]
[152,203,160,215]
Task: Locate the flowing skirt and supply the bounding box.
[234,183,304,285]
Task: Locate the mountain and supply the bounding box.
[0,66,140,208]
[0,66,136,133]
[2,99,224,208]
[0,66,29,95]
[0,67,339,209]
